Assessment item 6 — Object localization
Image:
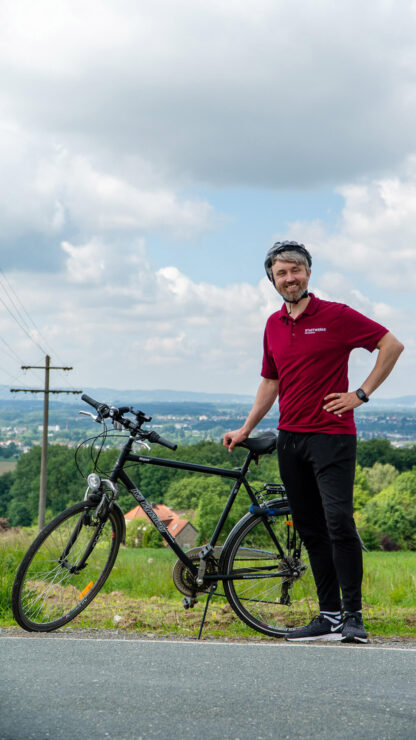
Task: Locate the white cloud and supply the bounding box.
[287,159,416,290]
[1,0,416,188]
[0,129,214,268]
[0,242,276,393]
[0,233,412,397]
[0,0,414,397]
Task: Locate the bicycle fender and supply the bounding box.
[219,497,291,569]
[110,501,126,545]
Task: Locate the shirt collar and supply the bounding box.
[277,292,319,321]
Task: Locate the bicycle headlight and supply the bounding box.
[87,473,101,491]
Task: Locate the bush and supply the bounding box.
[7,499,32,527]
[361,469,416,550]
[363,462,398,495]
[142,526,164,548]
[125,520,148,548]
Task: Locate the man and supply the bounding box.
[223,241,404,643]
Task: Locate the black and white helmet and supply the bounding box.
[264,240,312,282]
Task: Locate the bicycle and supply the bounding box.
[12,394,316,638]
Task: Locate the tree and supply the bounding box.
[363,462,398,495]
[195,479,251,545]
[356,438,395,468]
[0,471,15,517]
[165,475,229,510]
[353,464,372,511]
[7,498,32,527]
[356,438,416,473]
[361,468,416,550]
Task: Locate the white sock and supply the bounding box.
[320,610,342,624]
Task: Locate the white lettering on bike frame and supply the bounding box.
[129,488,176,545]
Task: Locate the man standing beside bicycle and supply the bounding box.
[224,241,404,643]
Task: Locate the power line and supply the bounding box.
[0,291,47,355]
[0,334,24,363]
[0,269,77,383]
[11,355,82,531]
[0,270,34,334]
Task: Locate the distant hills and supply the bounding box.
[1,384,416,409]
[1,385,254,405]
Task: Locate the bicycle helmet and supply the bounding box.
[264,240,312,282]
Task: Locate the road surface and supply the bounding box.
[1,635,416,739]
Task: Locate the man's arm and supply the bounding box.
[223,377,279,451]
[323,331,404,416]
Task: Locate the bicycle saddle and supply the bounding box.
[237,432,278,455]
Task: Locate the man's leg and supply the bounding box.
[307,434,363,614]
[277,431,341,613]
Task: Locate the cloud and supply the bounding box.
[0,240,277,393]
[1,0,416,189]
[0,128,214,268]
[0,230,412,396]
[0,1,414,396]
[286,158,416,290]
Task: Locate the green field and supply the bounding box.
[0,460,17,474]
[1,530,415,639]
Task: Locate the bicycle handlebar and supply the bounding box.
[81,393,177,450]
[147,431,178,451]
[81,393,102,411]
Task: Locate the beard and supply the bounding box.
[276,281,308,303]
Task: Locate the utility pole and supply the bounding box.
[11,355,82,530]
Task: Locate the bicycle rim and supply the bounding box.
[12,501,120,632]
[222,508,317,637]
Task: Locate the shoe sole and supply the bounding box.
[286,633,343,642]
[341,635,368,644]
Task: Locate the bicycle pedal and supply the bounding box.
[182,596,198,610]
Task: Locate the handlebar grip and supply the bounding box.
[81,394,101,410]
[81,394,110,417]
[159,436,178,451]
[147,431,177,451]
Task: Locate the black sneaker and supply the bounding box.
[341,612,368,643]
[285,615,343,642]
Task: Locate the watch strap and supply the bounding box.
[356,388,369,403]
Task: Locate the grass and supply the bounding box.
[2,530,416,639]
[0,460,17,474]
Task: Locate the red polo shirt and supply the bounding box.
[261,293,388,434]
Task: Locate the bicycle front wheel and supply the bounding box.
[222,503,317,637]
[12,501,121,632]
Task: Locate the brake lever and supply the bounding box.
[79,410,103,424]
[134,440,151,451]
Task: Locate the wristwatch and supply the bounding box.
[356,388,369,403]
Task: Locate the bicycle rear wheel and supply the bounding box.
[222,502,317,637]
[12,501,121,632]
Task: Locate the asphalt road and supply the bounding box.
[1,636,416,740]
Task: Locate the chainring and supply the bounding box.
[172,546,219,597]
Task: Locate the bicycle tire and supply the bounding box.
[12,501,121,632]
[222,500,317,637]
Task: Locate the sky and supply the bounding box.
[0,0,415,399]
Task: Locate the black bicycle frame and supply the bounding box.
[108,433,271,578]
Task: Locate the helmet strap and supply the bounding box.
[285,290,309,315]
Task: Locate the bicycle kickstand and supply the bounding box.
[197,583,217,640]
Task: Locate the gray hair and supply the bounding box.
[271,250,310,271]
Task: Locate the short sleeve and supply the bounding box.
[341,306,388,352]
[261,322,279,379]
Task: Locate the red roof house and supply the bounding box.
[125,503,198,549]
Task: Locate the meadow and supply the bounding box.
[1,530,415,639]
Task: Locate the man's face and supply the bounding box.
[271,259,311,302]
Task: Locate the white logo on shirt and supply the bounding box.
[304,327,327,334]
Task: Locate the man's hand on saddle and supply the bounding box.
[223,429,248,452]
[323,391,364,417]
